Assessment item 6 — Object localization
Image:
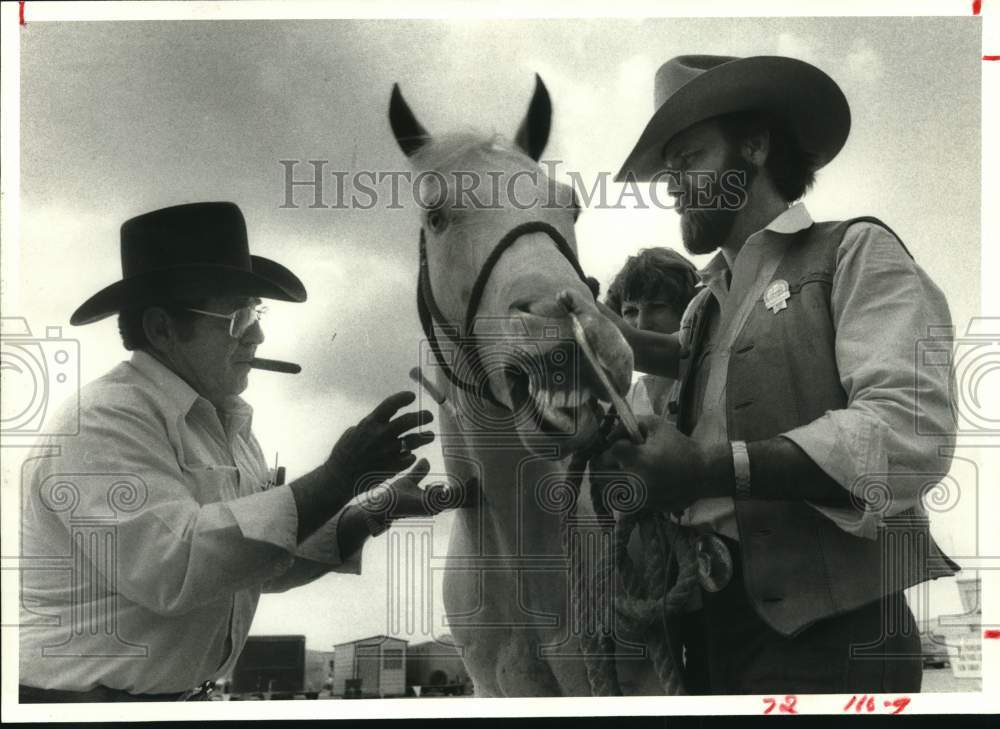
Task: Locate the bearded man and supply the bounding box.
[595,55,958,694]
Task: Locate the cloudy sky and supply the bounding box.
[8,14,984,649]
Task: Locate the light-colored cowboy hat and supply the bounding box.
[616,55,851,182]
[70,202,307,326]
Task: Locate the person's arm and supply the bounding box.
[610,422,849,513]
[263,459,470,593]
[623,327,682,379]
[287,462,351,543]
[262,508,365,593]
[30,390,434,613]
[780,222,956,533]
[611,223,956,529]
[26,402,300,616]
[287,391,434,543]
[595,300,682,378]
[693,438,851,503]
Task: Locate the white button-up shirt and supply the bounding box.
[679,203,955,540]
[19,350,359,694]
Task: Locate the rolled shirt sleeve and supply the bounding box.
[226,483,299,552]
[263,509,363,593]
[24,401,310,616]
[782,222,956,538]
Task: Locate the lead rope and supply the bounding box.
[562,411,700,696]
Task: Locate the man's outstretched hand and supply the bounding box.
[355,458,480,534]
[386,458,479,519]
[326,390,435,497]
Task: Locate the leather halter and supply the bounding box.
[416,220,599,409]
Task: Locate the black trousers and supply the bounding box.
[672,535,923,695]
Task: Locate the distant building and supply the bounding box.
[917,574,981,636]
[332,635,407,698]
[956,576,980,617]
[916,574,981,680]
[405,636,470,695]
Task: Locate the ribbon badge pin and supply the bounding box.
[764,279,790,313]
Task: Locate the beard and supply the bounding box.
[680,151,757,255]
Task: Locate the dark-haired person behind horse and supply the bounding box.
[573,55,959,694]
[19,202,457,702]
[604,247,699,418]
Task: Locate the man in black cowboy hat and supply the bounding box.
[597,56,958,693]
[19,201,448,702]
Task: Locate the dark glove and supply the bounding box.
[325,391,435,498]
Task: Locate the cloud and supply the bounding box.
[844,39,886,84]
[776,32,819,63]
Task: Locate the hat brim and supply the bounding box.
[70,256,307,326]
[615,56,851,182]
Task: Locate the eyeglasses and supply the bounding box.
[184,304,268,339]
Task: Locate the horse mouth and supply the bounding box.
[499,367,604,443]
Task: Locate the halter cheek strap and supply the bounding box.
[417,220,600,409]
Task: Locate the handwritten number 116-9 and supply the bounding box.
[844,695,910,714]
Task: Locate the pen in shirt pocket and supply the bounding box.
[265,451,286,488]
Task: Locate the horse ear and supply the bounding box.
[514,74,552,162]
[390,83,431,157]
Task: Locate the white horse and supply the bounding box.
[389,77,678,696]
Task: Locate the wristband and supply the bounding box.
[731,440,751,499]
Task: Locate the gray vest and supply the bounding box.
[670,218,959,636]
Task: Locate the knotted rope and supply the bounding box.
[562,416,700,697]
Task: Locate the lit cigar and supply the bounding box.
[250,358,302,374]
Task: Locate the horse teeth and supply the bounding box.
[552,390,566,408]
[530,384,547,412]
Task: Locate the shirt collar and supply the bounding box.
[128,350,253,435]
[696,202,814,285]
[129,350,201,419]
[764,201,813,235]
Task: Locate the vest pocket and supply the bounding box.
[784,272,833,296]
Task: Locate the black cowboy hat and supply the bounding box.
[616,55,851,182]
[70,202,307,326]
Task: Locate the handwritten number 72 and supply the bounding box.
[762,696,798,714]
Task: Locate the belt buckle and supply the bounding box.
[694,533,733,593]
